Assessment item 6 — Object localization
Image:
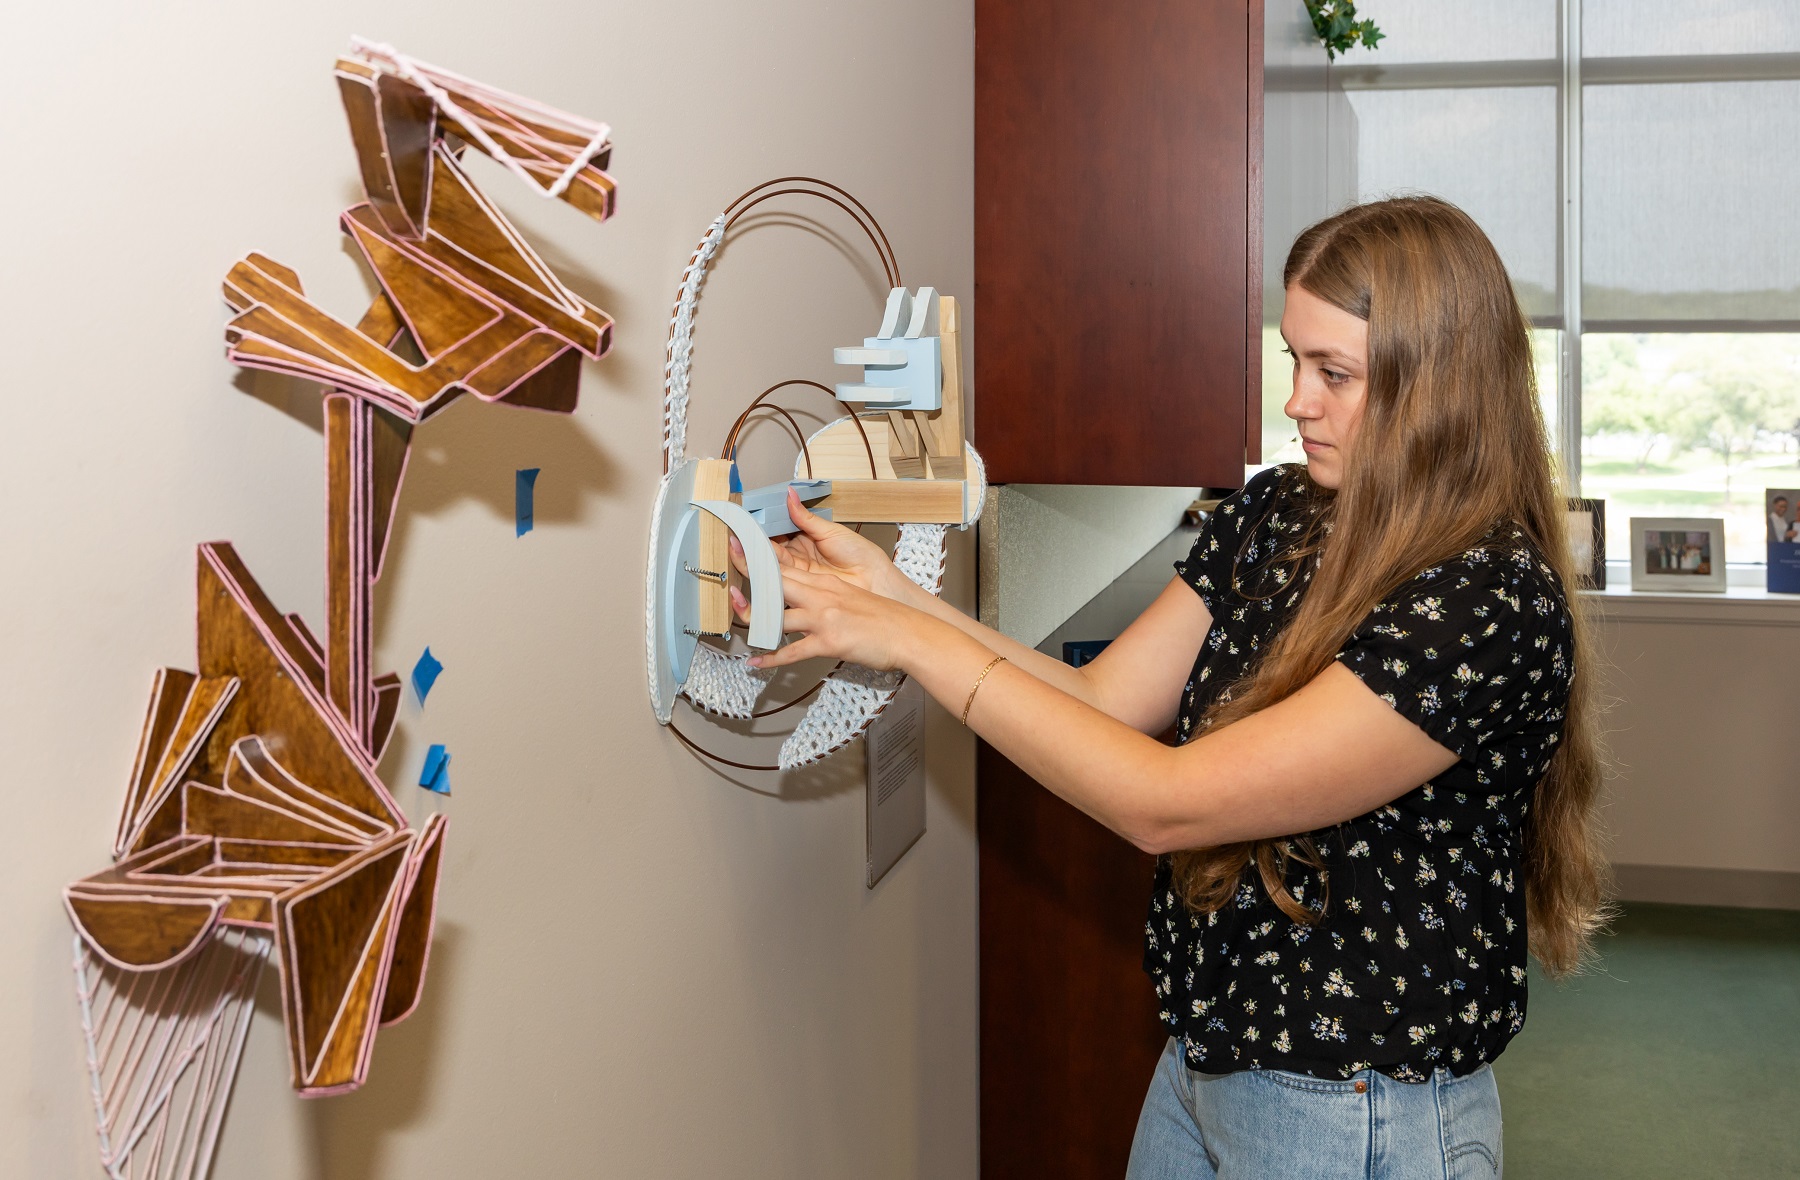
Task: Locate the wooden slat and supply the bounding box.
[196,543,403,829]
[379,814,447,1025]
[370,673,402,761]
[367,406,413,582]
[812,479,966,524]
[276,833,414,1093]
[64,891,222,972]
[183,784,363,847]
[325,394,366,738]
[114,668,198,857]
[122,676,241,855]
[335,67,435,241]
[924,294,968,469]
[693,459,734,634]
[225,735,390,840]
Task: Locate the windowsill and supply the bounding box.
[1584,562,1800,625]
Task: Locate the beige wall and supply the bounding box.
[0,2,977,1177]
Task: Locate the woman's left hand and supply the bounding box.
[737,566,920,672]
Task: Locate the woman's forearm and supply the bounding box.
[895,609,1183,848]
[900,580,1108,710]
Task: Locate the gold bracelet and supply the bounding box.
[960,655,1007,726]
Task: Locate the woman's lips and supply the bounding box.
[1301,437,1331,454]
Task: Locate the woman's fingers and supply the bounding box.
[729,584,750,624]
[789,487,843,542]
[747,634,824,670]
[776,567,837,602]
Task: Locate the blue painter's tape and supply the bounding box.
[516,468,540,537]
[419,743,451,795]
[411,647,444,705]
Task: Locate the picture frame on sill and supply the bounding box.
[1566,497,1605,589]
[1629,517,1727,593]
[1765,488,1800,593]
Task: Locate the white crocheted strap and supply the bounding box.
[681,645,775,719]
[894,523,949,596]
[961,442,988,530]
[662,215,727,466]
[779,664,907,770]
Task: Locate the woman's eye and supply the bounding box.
[1323,368,1347,384]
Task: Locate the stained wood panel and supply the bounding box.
[978,743,1167,1178]
[975,0,1262,486]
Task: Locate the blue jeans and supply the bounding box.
[1126,1038,1504,1179]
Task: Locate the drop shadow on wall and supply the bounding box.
[300,924,467,1180]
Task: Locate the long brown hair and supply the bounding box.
[1171,196,1610,978]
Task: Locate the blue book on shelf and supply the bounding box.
[1769,543,1800,593]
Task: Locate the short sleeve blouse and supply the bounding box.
[1144,465,1574,1082]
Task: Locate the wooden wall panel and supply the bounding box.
[975,0,1261,487]
[977,742,1166,1179]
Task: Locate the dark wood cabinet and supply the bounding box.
[977,743,1166,1179]
[973,2,1268,1174]
[974,0,1264,487]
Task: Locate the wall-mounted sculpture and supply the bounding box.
[648,178,985,771]
[64,40,615,1179]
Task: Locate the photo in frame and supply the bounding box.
[1765,488,1800,593]
[1629,516,1727,592]
[1565,497,1605,589]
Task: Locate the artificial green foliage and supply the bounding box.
[1304,0,1385,60]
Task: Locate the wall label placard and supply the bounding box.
[865,678,926,887]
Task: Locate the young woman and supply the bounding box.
[731,197,1608,1177]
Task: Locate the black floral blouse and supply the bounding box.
[1145,465,1573,1082]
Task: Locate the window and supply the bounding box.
[1263,0,1800,565]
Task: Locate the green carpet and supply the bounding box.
[1493,902,1800,1177]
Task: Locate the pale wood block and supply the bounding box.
[693,459,733,634]
[801,416,897,480]
[815,480,966,524]
[924,295,966,460]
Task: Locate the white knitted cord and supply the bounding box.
[681,644,774,718]
[647,215,731,722]
[349,38,611,201]
[663,216,727,466]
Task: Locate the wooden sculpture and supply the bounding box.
[65,40,615,1179]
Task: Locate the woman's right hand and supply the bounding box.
[729,487,919,606]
